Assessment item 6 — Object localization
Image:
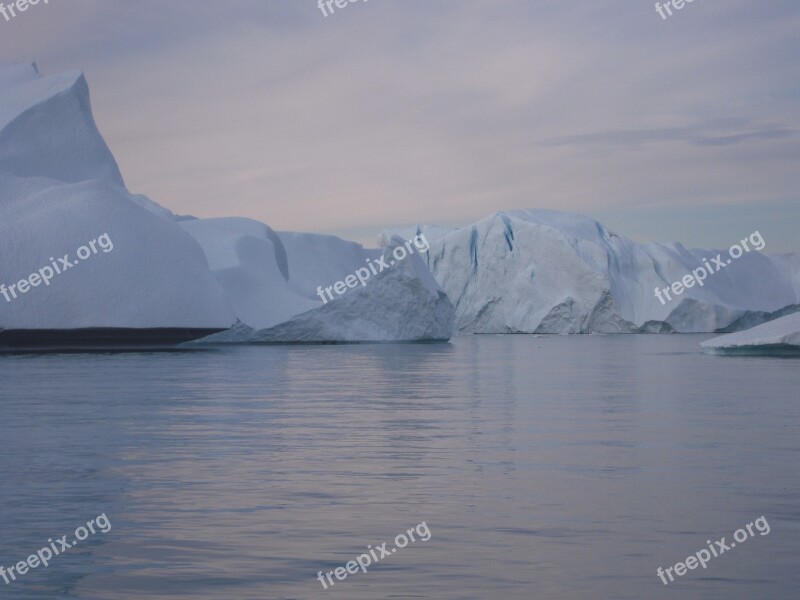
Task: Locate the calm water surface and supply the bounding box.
[1,335,798,599]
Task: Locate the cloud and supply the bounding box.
[0,0,798,250]
[541,123,796,148]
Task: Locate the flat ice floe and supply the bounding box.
[701,311,800,356]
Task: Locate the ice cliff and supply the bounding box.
[384,210,800,334]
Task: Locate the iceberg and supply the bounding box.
[0,62,454,347]
[181,220,454,343]
[700,311,800,356]
[384,210,800,334]
[9,60,796,344]
[0,62,237,348]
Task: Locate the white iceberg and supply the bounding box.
[0,62,453,347]
[13,60,796,344]
[181,220,454,343]
[701,311,800,355]
[384,210,800,334]
[0,62,237,348]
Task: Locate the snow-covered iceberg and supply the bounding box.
[0,62,453,347]
[701,311,800,356]
[0,62,237,348]
[384,210,800,334]
[180,219,454,343]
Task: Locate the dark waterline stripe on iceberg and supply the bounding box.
[0,328,227,352]
[702,343,800,357]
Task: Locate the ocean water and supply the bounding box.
[0,334,798,600]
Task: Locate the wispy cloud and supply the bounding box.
[541,123,796,148]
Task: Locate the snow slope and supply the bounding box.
[701,311,800,355]
[385,210,800,334]
[181,220,454,342]
[0,63,235,334]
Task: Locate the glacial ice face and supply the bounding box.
[182,221,454,343]
[385,210,800,334]
[0,63,235,332]
[701,311,800,355]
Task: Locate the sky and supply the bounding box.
[1,0,798,251]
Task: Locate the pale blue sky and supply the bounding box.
[1,0,798,251]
